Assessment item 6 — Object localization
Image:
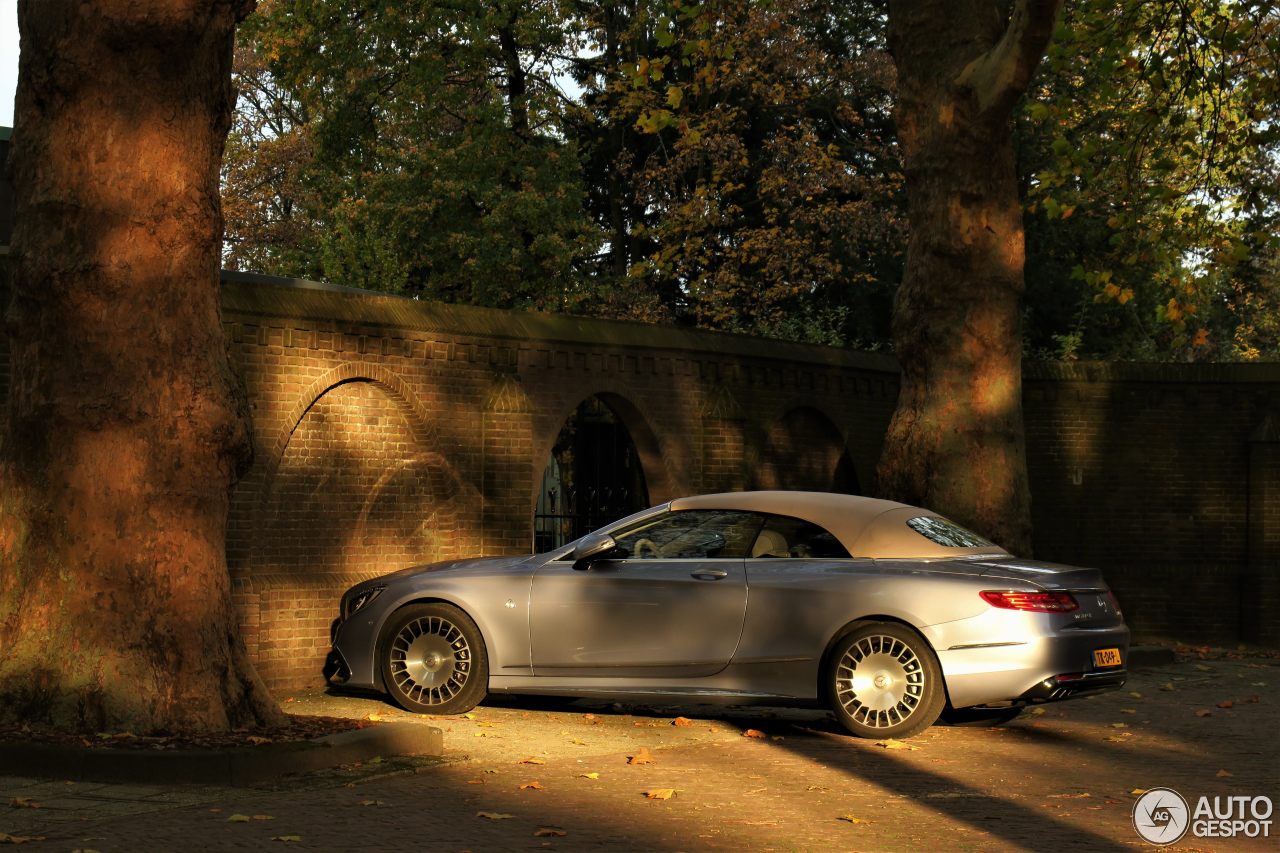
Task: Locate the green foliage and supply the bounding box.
[221,0,1280,362]
[1020,0,1280,361]
[570,0,903,344]
[224,0,599,311]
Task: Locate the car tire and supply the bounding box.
[940,706,1024,727]
[826,622,945,739]
[379,603,488,715]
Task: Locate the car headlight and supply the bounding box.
[343,585,385,619]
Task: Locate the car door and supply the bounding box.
[529,510,761,678]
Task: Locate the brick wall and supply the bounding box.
[1,264,1277,690]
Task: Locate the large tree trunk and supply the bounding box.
[0,0,284,733]
[878,0,1063,554]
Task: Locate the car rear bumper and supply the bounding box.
[1017,668,1128,702]
[934,622,1130,709]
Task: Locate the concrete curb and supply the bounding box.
[0,722,442,787]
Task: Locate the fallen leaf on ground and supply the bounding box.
[579,772,601,780]
[1109,722,1127,728]
[359,800,385,806]
[1104,733,1133,742]
[271,836,302,843]
[1159,683,1175,691]
[7,798,39,809]
[365,713,382,722]
[1131,788,1148,795]
[1216,769,1233,778]
[518,756,546,765]
[1217,700,1234,709]
[227,814,252,823]
[252,815,275,821]
[645,788,676,800]
[1025,707,1046,716]
[1049,793,1092,799]
[839,815,871,825]
[519,781,544,790]
[0,834,45,844]
[1195,709,1213,717]
[875,738,918,751]
[629,748,655,765]
[462,713,476,720]
[477,721,497,728]
[742,729,766,739]
[534,827,568,838]
[1128,692,1143,699]
[1119,709,1136,714]
[672,717,694,727]
[1195,664,1212,671]
[477,812,516,820]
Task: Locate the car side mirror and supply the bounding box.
[571,533,620,570]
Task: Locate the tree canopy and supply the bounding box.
[223,0,1280,362]
[1021,0,1280,361]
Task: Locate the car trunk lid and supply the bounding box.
[974,558,1124,628]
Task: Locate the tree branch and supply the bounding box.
[957,0,1064,118]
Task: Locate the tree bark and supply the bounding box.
[878,0,1063,554]
[0,0,284,733]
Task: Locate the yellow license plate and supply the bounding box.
[1093,647,1123,668]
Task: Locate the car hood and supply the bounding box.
[380,553,540,583]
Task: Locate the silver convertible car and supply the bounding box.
[324,491,1128,738]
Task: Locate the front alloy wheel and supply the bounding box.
[828,623,944,739]
[380,603,488,715]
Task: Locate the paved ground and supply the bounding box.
[2,648,1276,852]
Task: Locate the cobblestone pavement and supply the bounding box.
[2,650,1276,852]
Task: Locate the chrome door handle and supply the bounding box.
[690,569,728,580]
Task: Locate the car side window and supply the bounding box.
[749,515,852,559]
[613,510,763,559]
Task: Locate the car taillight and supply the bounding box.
[980,590,1079,613]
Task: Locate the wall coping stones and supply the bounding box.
[221,271,1280,385]
[220,271,902,374]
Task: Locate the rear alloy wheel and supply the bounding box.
[827,623,945,739]
[380,603,488,715]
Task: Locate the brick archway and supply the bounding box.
[532,390,683,545]
[754,404,859,494]
[262,361,434,484]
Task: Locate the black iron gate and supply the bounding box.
[534,397,649,552]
